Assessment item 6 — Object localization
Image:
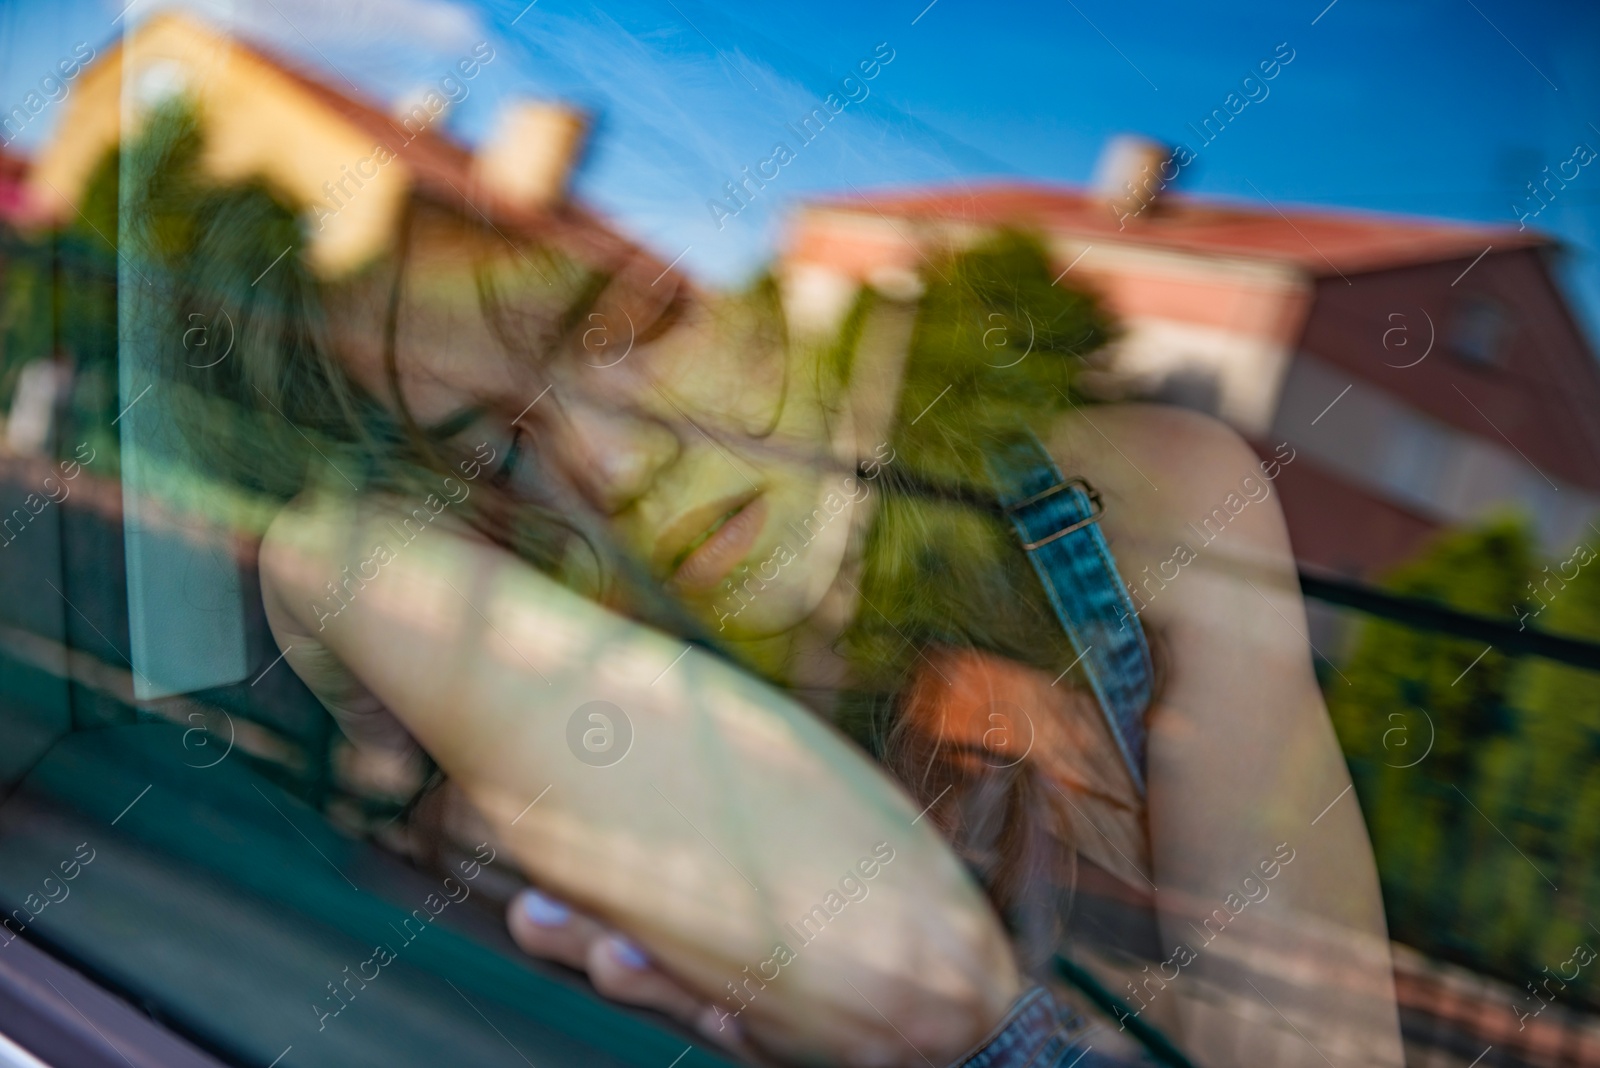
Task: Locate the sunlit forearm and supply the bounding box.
[261,496,1020,1063]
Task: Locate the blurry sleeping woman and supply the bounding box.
[143,109,1404,1068]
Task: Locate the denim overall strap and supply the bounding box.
[982,429,1153,794]
[949,986,1101,1067]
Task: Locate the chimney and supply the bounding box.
[1092,134,1173,222]
[473,101,589,211]
[393,84,455,132]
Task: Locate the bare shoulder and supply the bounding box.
[1043,404,1302,619]
[1049,402,1252,474]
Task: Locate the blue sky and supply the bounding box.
[3,0,1599,337]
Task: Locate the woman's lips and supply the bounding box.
[672,495,769,593]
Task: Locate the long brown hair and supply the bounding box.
[134,102,1138,975]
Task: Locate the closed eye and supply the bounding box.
[491,428,525,487]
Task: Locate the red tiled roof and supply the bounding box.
[808,181,1549,277]
[238,34,660,277]
[123,13,668,280]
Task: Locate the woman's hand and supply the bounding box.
[505,887,754,1056]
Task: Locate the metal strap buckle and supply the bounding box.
[1005,476,1104,551]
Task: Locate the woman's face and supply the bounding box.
[333,241,868,642]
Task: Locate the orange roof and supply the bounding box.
[235,32,657,277]
[40,12,664,280]
[807,181,1549,277]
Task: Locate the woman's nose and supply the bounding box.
[557,400,681,514]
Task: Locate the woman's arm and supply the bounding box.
[260,491,1020,1067]
[1053,405,1404,1068]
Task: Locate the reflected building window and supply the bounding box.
[1148,365,1222,415]
[1448,295,1512,367]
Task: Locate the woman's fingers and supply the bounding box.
[583,934,720,1032]
[506,887,611,971]
[506,890,746,1052]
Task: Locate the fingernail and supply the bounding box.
[607,935,650,970]
[519,889,571,927]
[697,1004,743,1042]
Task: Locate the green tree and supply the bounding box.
[1492,546,1600,996]
[0,146,121,464]
[1327,516,1600,1006]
